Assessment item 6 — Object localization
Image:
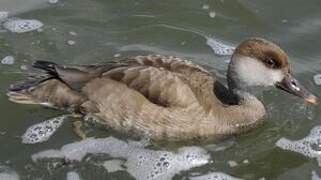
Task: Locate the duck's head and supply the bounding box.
[228,37,318,105]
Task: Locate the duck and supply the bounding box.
[7,37,319,141]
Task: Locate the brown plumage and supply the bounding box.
[7,38,318,141]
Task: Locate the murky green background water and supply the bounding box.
[1,0,321,179]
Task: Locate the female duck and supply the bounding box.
[7,38,318,140]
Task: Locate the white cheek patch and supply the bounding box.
[234,56,284,86]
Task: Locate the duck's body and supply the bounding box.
[7,38,317,140]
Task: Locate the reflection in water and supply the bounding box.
[276,126,321,166]
[32,137,211,180]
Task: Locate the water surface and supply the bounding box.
[1,0,321,179]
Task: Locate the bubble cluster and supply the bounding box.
[22,115,66,144]
[276,126,321,166]
[206,37,235,56]
[3,19,43,33]
[32,137,210,180]
[190,172,241,180]
[1,56,15,65]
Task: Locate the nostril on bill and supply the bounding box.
[290,80,300,91]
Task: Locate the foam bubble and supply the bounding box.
[276,126,321,166]
[227,160,238,167]
[20,65,29,71]
[242,159,249,164]
[66,171,81,180]
[113,53,121,58]
[0,166,19,180]
[48,0,59,4]
[206,37,235,56]
[202,4,210,10]
[103,160,124,173]
[3,19,43,33]
[67,40,76,46]
[312,171,321,180]
[313,74,321,85]
[69,31,77,36]
[32,137,210,180]
[281,19,288,23]
[22,115,66,144]
[1,56,15,65]
[190,172,242,180]
[0,11,9,21]
[209,11,216,18]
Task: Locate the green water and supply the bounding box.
[1,0,321,179]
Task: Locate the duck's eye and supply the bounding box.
[265,58,276,68]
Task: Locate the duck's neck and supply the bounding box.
[212,58,266,134]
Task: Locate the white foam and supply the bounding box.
[0,172,19,180]
[103,159,124,173]
[1,56,14,65]
[242,159,249,164]
[22,115,66,144]
[312,171,321,180]
[206,37,235,56]
[313,74,321,85]
[0,11,9,21]
[113,53,121,58]
[48,0,59,4]
[3,19,43,33]
[67,40,76,46]
[0,166,19,180]
[227,160,238,167]
[69,31,77,36]
[202,4,210,10]
[276,126,321,166]
[20,65,29,71]
[66,171,81,180]
[209,11,216,18]
[190,172,241,180]
[32,137,210,180]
